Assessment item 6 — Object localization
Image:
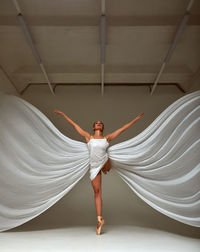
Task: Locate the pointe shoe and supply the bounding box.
[96,215,105,235]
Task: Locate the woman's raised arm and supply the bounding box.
[105,113,144,142]
[53,110,91,140]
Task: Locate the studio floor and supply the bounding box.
[1,224,200,252]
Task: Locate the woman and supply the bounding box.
[53,109,144,235]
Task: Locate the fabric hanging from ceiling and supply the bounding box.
[0,90,199,232]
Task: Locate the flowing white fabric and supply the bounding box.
[87,138,109,180]
[0,90,200,232]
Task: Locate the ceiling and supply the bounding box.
[0,0,200,95]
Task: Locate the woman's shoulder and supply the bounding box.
[103,135,110,142]
[85,134,92,143]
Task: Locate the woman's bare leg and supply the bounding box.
[102,158,111,174]
[91,171,102,216]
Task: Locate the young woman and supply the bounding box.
[53,110,144,234]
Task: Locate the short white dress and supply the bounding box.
[87,138,109,181]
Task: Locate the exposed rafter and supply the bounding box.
[0,15,200,27]
[19,82,186,95]
[150,0,194,95]
[100,0,106,95]
[12,0,55,95]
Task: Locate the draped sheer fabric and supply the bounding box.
[0,90,199,232]
[87,138,109,180]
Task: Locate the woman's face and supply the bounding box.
[93,120,104,132]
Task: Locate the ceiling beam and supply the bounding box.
[19,82,186,95]
[100,0,106,95]
[150,0,194,95]
[0,15,199,27]
[100,15,106,95]
[13,64,192,74]
[12,0,55,96]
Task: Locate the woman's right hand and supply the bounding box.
[53,109,64,116]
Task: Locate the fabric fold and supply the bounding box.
[0,90,199,231]
[0,92,90,232]
[108,91,200,227]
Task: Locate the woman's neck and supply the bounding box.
[93,130,103,137]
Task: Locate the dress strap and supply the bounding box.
[89,136,107,140]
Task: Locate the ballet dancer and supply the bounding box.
[53,109,144,235]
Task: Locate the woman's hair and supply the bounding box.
[93,121,104,131]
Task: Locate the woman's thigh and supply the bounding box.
[91,171,102,194]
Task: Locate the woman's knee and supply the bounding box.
[92,183,101,195]
[94,187,101,195]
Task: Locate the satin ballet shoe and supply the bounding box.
[96,215,105,235]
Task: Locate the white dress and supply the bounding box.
[0,90,200,232]
[87,138,109,180]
